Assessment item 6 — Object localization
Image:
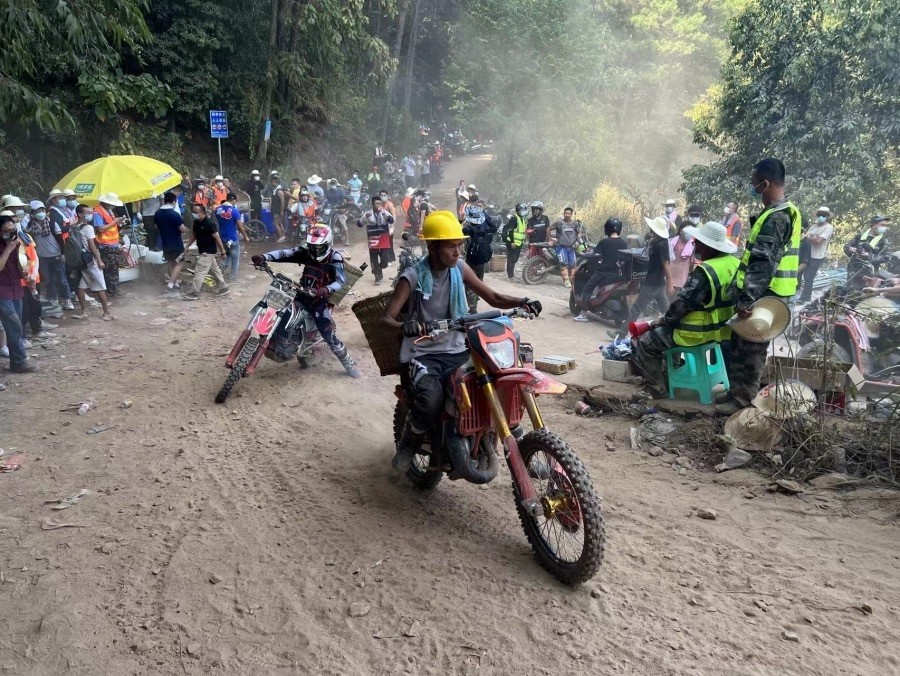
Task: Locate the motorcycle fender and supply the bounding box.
[495,369,567,395]
[252,307,280,336]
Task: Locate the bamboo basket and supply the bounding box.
[328,262,364,306]
[352,291,402,376]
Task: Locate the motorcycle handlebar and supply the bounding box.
[254,261,316,298]
[421,307,533,336]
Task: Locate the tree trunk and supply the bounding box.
[403,0,422,116]
[378,0,411,146]
[257,0,282,162]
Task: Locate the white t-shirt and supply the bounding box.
[806,222,833,260]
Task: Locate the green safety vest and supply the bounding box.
[510,215,527,246]
[735,201,801,296]
[673,254,740,347]
[858,230,884,249]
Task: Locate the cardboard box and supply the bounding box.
[765,356,866,394]
[602,359,634,383]
[488,255,506,273]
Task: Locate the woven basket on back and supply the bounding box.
[352,291,402,376]
[328,262,364,307]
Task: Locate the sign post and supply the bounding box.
[209,110,229,176]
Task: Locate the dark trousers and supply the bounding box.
[421,173,431,189]
[21,289,43,335]
[369,249,389,281]
[728,333,770,407]
[798,258,824,301]
[143,214,159,251]
[466,262,487,312]
[405,352,470,434]
[506,244,522,278]
[405,175,416,189]
[627,282,669,325]
[308,299,350,364]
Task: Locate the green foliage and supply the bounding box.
[683,0,900,230]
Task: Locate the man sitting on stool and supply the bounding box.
[630,221,739,394]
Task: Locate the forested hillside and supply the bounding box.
[2,0,898,233]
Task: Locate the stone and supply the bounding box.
[688,598,700,606]
[209,573,223,585]
[186,642,201,656]
[782,630,799,642]
[743,608,757,617]
[131,639,155,655]
[715,447,752,472]
[675,456,692,468]
[647,446,664,457]
[774,479,804,494]
[831,446,847,473]
[605,443,616,452]
[100,542,117,554]
[810,473,853,490]
[349,602,371,617]
[696,508,718,520]
[678,468,687,476]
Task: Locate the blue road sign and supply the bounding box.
[210,110,229,139]
[264,119,272,142]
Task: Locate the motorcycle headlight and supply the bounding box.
[486,339,516,369]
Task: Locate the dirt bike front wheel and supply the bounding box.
[514,429,605,584]
[393,399,442,490]
[523,256,550,285]
[215,339,256,403]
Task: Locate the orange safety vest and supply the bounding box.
[21,240,39,286]
[212,184,228,206]
[94,205,120,246]
[193,189,210,208]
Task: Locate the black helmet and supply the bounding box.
[604,218,623,236]
[516,202,528,214]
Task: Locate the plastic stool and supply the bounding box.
[665,342,730,405]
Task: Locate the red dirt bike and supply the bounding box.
[216,262,326,403]
[393,308,605,584]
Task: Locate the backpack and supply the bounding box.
[64,228,93,272]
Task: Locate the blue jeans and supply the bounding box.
[225,240,240,279]
[38,256,71,302]
[0,298,27,367]
[556,246,576,267]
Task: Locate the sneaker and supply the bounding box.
[276,236,287,243]
[23,340,33,349]
[216,287,231,296]
[0,346,9,358]
[35,331,57,339]
[182,293,200,301]
[41,322,58,330]
[9,361,37,373]
[573,313,589,322]
[86,297,102,307]
[62,299,75,311]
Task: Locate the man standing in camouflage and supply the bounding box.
[717,158,801,414]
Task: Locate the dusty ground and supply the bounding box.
[1,156,899,675]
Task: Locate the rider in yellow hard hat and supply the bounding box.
[382,209,542,472]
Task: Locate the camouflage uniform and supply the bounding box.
[727,202,794,406]
[631,265,714,394]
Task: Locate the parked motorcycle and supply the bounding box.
[522,242,594,285]
[569,248,648,321]
[215,262,326,403]
[393,307,605,584]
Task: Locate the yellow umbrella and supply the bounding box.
[53,155,181,206]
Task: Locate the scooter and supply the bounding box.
[392,307,605,584]
[215,262,325,403]
[569,249,647,322]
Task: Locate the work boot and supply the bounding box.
[339,354,361,379]
[393,419,425,472]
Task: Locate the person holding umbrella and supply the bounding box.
[93,193,127,296]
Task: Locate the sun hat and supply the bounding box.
[307,174,323,185]
[1,195,27,209]
[816,206,830,215]
[644,216,670,239]
[0,210,14,218]
[664,198,676,206]
[683,221,738,254]
[752,380,816,419]
[269,170,280,177]
[62,187,77,197]
[214,174,224,181]
[251,169,260,176]
[420,211,468,241]
[47,188,64,200]
[729,297,791,342]
[723,408,783,452]
[97,192,124,207]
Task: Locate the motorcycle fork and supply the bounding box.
[473,360,539,510]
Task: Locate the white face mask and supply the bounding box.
[665,206,675,214]
[877,226,888,235]
[723,207,731,215]
[688,216,700,225]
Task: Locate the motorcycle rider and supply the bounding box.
[461,193,497,312]
[548,206,584,289]
[325,179,345,206]
[526,201,550,244]
[250,225,361,378]
[845,215,890,284]
[574,218,627,322]
[502,203,529,280]
[382,210,542,472]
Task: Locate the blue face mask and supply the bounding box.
[66,199,77,209]
[33,211,46,220]
[817,215,826,223]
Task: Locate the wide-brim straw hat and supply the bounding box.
[729,297,791,342]
[683,221,738,254]
[97,192,124,207]
[644,216,670,239]
[307,174,323,185]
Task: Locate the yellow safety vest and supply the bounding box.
[673,254,740,346]
[511,215,527,246]
[858,230,884,249]
[735,201,801,296]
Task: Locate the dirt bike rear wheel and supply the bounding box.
[298,343,327,369]
[514,429,605,584]
[393,400,442,490]
[215,340,256,404]
[245,219,268,242]
[522,256,550,285]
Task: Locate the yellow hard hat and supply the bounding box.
[420,210,468,241]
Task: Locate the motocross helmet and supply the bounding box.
[530,201,544,215]
[307,224,334,262]
[516,202,528,216]
[604,218,623,236]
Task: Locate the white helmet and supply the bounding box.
[530,201,544,211]
[306,224,334,262]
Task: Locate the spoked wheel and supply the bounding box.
[514,429,605,584]
[215,339,256,403]
[522,256,551,285]
[393,400,442,490]
[245,219,268,242]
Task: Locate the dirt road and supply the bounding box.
[1,155,898,675]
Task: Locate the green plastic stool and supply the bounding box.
[665,342,730,405]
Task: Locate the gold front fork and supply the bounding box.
[473,360,511,439]
[522,391,544,431]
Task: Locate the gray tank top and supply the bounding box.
[399,262,468,362]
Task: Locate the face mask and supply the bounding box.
[688,216,700,225]
[517,209,528,217]
[192,212,203,220]
[665,206,675,214]
[14,210,24,217]
[2,231,16,241]
[34,211,46,220]
[66,199,77,208]
[723,207,731,216]
[198,185,206,191]
[817,215,827,223]
[83,212,94,222]
[877,226,888,235]
[748,180,766,199]
[352,174,358,179]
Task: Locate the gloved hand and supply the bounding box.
[315,287,330,299]
[521,298,542,317]
[402,320,425,338]
[251,254,266,266]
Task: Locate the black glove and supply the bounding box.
[402,320,425,338]
[251,254,266,266]
[521,298,542,317]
